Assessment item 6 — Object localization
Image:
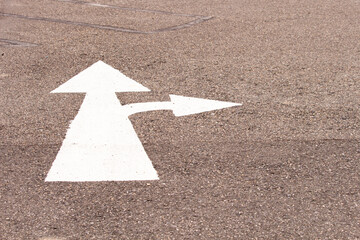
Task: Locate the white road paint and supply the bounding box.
[51,61,150,93]
[122,95,241,117]
[46,61,242,182]
[46,61,157,181]
[169,95,241,116]
[46,92,159,181]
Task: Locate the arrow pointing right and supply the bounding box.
[122,95,242,117]
[170,95,241,116]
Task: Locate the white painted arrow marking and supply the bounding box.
[46,92,159,181]
[46,61,157,182]
[46,61,241,182]
[122,95,241,117]
[51,61,150,93]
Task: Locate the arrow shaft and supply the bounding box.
[122,101,173,116]
[46,92,159,181]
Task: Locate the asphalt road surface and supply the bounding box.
[1,0,359,239]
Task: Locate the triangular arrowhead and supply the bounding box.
[170,95,242,116]
[52,61,150,93]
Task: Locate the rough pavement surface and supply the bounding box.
[1,0,359,239]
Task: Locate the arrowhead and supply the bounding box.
[169,95,242,116]
[51,61,150,93]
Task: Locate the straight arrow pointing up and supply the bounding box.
[52,60,150,93]
[46,61,157,182]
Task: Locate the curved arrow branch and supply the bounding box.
[122,101,173,116]
[122,94,242,117]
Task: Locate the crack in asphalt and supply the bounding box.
[0,38,37,47]
[0,0,214,34]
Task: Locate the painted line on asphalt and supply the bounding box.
[0,38,37,47]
